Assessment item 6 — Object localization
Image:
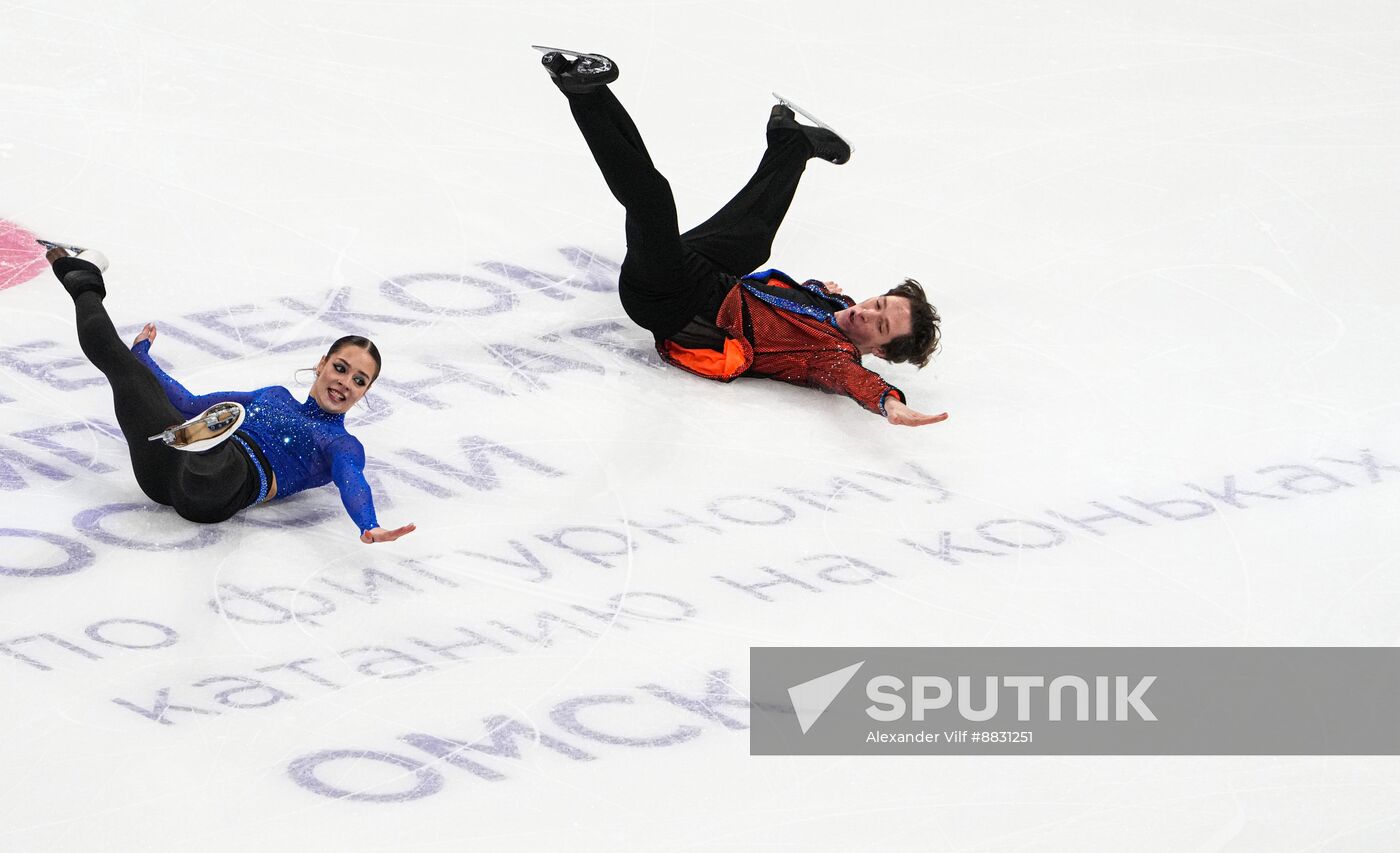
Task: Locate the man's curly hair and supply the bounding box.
[880,279,940,368]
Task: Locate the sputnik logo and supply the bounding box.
[788,661,865,734]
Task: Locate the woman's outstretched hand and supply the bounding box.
[885,397,949,427]
[132,322,158,347]
[361,523,417,544]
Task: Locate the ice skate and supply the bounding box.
[148,402,246,452]
[41,238,111,299]
[36,238,110,273]
[533,45,619,93]
[769,94,853,165]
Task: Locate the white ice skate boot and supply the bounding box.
[36,238,110,273]
[148,402,246,452]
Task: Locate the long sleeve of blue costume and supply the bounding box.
[131,340,256,415]
[328,436,380,534]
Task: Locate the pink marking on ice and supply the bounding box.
[0,220,51,291]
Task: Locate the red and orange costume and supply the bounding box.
[658,269,904,415]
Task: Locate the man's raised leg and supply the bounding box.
[679,103,846,277]
[546,54,708,339]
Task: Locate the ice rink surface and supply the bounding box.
[3,1,1400,849]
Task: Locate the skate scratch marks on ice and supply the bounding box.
[0,221,49,291]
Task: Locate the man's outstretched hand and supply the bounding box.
[885,397,948,427]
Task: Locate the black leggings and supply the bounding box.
[564,86,812,340]
[66,271,256,523]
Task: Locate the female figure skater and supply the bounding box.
[44,244,415,544]
[538,47,947,426]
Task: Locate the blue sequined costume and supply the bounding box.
[132,340,380,533]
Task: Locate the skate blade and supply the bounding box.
[149,403,246,453]
[530,44,609,61]
[35,238,88,255]
[772,92,855,157]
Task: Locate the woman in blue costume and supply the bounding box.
[44,244,416,544]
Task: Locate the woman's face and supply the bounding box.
[310,345,378,413]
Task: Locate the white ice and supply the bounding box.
[2,1,1400,850]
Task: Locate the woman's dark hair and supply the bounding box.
[326,335,382,381]
[880,279,940,368]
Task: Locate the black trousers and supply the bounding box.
[65,271,256,523]
[564,86,812,340]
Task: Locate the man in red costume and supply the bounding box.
[540,48,947,426]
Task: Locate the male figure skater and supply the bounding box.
[541,48,946,426]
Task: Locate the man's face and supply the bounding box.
[834,294,913,357]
